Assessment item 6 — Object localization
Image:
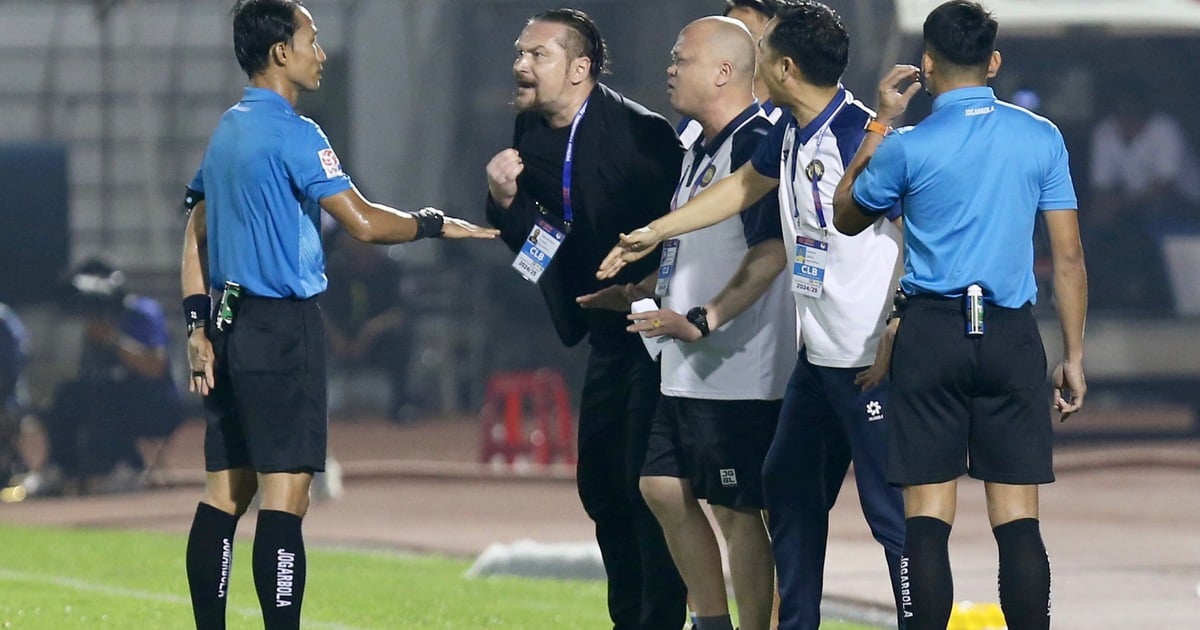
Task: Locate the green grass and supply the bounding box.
[0,523,878,629]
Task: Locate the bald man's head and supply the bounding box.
[683,16,757,80]
[667,15,758,118]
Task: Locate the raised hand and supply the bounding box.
[486,148,524,209]
[876,64,922,125]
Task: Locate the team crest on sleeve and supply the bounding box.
[317,148,344,178]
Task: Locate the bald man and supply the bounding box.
[578,17,791,630]
[679,1,782,150]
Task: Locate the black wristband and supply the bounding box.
[412,207,445,240]
[183,294,212,335]
[686,306,710,337]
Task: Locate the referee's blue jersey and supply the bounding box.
[852,86,1077,308]
[190,87,353,299]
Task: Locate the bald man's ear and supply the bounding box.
[715,60,733,88]
[986,50,1002,79]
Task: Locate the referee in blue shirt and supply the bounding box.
[833,3,1087,629]
[180,2,495,628]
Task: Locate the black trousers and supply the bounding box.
[44,378,182,477]
[577,347,686,630]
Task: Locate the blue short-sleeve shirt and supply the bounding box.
[190,87,353,298]
[852,86,1077,307]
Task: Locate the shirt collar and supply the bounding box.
[241,87,295,113]
[932,86,995,112]
[796,86,847,144]
[694,102,763,158]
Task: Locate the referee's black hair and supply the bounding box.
[232,0,302,80]
[923,0,997,68]
[766,1,848,88]
[529,8,609,80]
[722,0,780,19]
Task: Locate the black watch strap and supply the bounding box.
[686,306,710,337]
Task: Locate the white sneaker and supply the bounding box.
[20,464,65,497]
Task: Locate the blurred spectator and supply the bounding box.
[23,259,182,495]
[1087,84,1200,311]
[322,229,416,422]
[0,302,30,482]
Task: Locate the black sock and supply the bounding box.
[186,502,240,630]
[899,516,954,630]
[994,518,1050,630]
[695,614,735,630]
[252,510,306,630]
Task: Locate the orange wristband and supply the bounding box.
[865,118,891,137]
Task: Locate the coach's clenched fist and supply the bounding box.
[486,148,524,209]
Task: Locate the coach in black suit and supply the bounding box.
[485,8,686,630]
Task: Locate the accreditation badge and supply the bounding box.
[653,239,681,297]
[512,217,567,284]
[792,236,828,298]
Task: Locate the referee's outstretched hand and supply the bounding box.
[440,215,500,239]
[596,227,660,280]
[187,329,215,396]
[1052,360,1086,421]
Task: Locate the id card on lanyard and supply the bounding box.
[512,99,588,284]
[513,214,568,283]
[785,106,842,299]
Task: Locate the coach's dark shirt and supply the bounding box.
[487,83,683,350]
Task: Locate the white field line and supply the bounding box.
[0,568,370,630]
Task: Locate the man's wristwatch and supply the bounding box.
[686,306,710,337]
[864,117,891,137]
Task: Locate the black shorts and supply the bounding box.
[887,295,1053,486]
[203,295,328,473]
[642,396,780,509]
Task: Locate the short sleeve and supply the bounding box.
[1039,126,1078,211]
[852,132,908,215]
[282,120,354,203]
[121,298,169,349]
[731,121,782,247]
[750,116,789,179]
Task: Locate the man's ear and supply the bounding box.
[715,60,733,88]
[570,57,591,85]
[987,50,1002,79]
[271,41,288,67]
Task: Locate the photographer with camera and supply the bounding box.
[21,258,183,496]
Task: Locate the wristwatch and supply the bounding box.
[686,306,710,337]
[864,117,891,137]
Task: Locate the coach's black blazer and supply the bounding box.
[487,83,683,349]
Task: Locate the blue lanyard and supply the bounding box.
[561,99,590,224]
[788,101,845,230]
